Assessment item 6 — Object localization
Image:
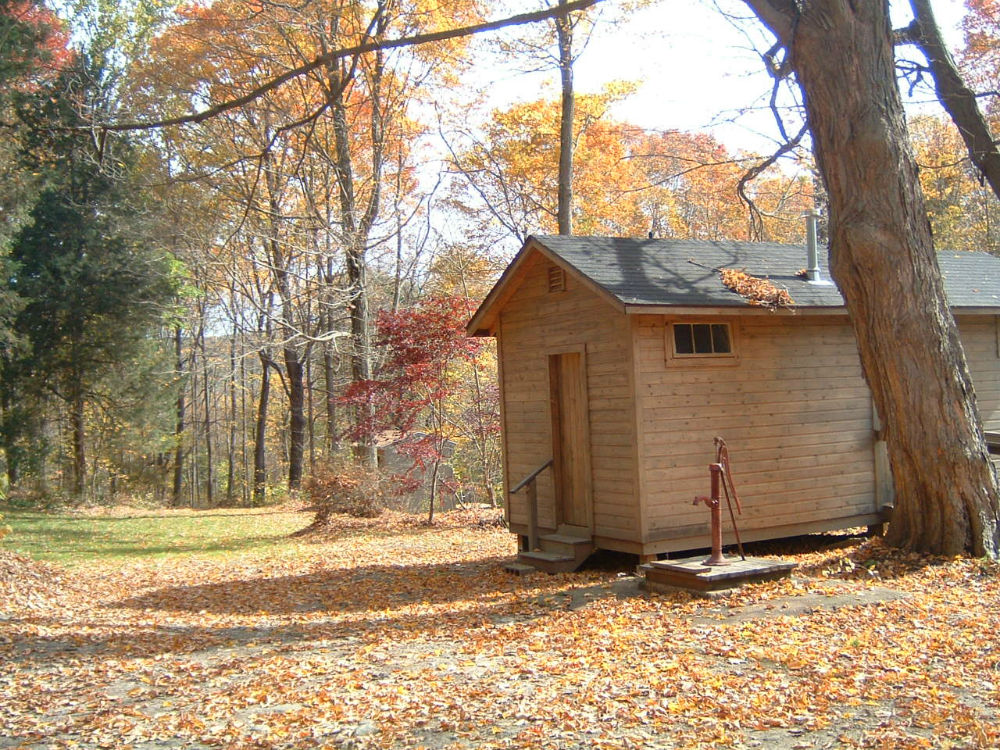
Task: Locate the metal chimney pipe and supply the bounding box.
[804,209,821,282]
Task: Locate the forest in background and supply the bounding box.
[2,0,999,514]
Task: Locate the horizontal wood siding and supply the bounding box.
[500,257,639,540]
[957,316,1000,432]
[636,315,877,548]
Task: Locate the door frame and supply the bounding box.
[547,344,593,534]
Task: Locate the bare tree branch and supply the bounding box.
[88,0,604,134]
[906,0,1000,202]
[737,122,807,240]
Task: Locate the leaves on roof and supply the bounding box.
[720,268,795,309]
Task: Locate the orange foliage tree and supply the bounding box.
[447,91,813,243]
[129,0,480,497]
[908,114,1000,254]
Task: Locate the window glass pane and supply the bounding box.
[711,324,731,353]
[674,324,693,354]
[692,324,713,353]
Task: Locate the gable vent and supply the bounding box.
[547,265,566,293]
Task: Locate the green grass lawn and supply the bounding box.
[0,506,312,566]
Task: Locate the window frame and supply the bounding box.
[667,321,739,362]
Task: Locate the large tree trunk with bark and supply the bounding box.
[745,0,1000,556]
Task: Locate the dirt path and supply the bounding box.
[3,525,998,749]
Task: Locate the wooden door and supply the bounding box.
[549,352,592,532]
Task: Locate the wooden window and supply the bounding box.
[547,265,566,293]
[672,322,733,356]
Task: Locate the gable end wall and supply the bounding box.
[499,257,639,542]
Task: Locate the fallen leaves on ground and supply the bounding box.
[1,550,73,613]
[2,510,999,750]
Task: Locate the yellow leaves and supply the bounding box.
[909,113,999,253]
[457,88,817,241]
[720,267,795,308]
[4,512,1000,748]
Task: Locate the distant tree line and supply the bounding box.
[4,0,1000,534]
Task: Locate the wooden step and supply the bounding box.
[513,534,594,574]
[517,550,583,574]
[537,533,589,556]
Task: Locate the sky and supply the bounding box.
[479,0,973,155]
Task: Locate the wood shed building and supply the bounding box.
[467,233,1000,571]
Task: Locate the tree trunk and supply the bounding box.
[746,0,1000,556]
[241,332,250,505]
[253,350,271,504]
[555,0,574,235]
[306,355,315,473]
[428,457,440,524]
[172,327,186,506]
[190,348,200,508]
[1,367,19,488]
[324,346,339,455]
[331,67,377,469]
[227,327,237,503]
[199,319,214,507]
[70,389,85,499]
[325,8,388,470]
[285,346,306,489]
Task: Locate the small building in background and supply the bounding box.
[467,232,1000,571]
[375,430,456,512]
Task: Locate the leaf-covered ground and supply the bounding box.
[2,507,999,749]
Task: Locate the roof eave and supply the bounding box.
[621,303,1000,316]
[621,303,848,316]
[466,238,540,337]
[951,306,1000,315]
[466,236,626,336]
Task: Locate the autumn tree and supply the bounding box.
[341,296,485,520]
[491,0,597,235]
[131,0,478,492]
[448,92,811,242]
[425,245,508,506]
[743,0,1000,556]
[908,114,1000,254]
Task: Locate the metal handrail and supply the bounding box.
[510,458,553,551]
[510,458,553,493]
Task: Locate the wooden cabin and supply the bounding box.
[467,234,1000,572]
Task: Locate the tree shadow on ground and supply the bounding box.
[7,552,635,666]
[114,555,529,616]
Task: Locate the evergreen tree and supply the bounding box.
[4,58,177,497]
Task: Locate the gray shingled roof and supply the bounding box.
[532,235,1000,309]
